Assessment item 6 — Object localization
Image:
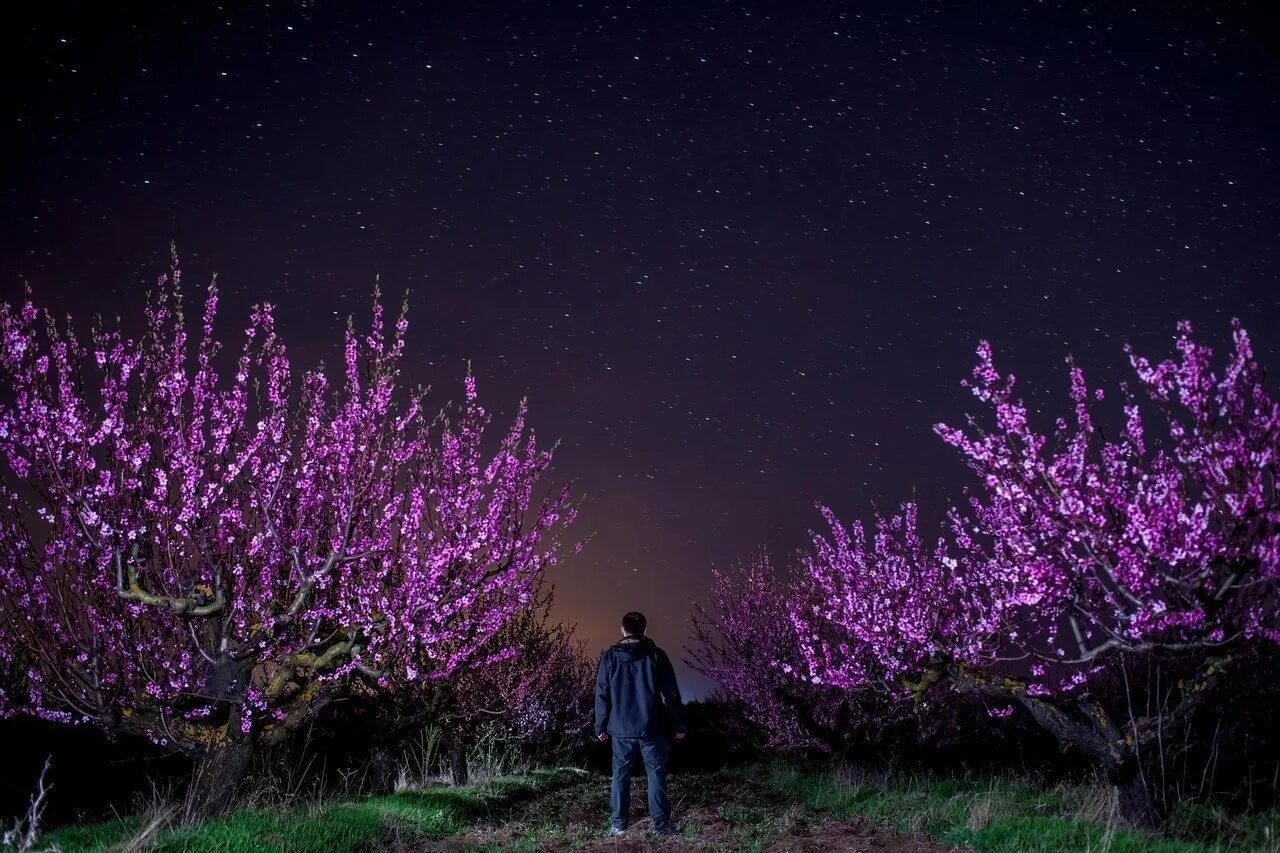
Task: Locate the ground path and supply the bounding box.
[404,768,962,852]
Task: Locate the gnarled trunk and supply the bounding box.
[1016,690,1163,827]
[183,736,255,823]
[448,734,469,786]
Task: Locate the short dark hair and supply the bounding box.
[621,611,647,636]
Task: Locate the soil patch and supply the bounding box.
[401,770,963,852]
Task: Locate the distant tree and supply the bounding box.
[793,321,1279,825]
[691,547,972,762]
[689,552,855,751]
[446,591,594,773]
[348,586,592,792]
[0,254,576,819]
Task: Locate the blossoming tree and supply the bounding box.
[0,256,576,818]
[792,321,1279,824]
[933,321,1277,821]
[687,551,898,752]
[689,554,815,748]
[445,594,594,776]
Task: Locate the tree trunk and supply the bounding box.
[448,735,469,787]
[949,665,1167,828]
[184,737,255,823]
[366,743,400,795]
[1111,765,1162,829]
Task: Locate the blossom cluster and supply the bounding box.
[791,503,1021,693]
[934,319,1279,671]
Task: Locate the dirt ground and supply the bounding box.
[404,770,963,852]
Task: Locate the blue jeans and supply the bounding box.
[610,736,671,831]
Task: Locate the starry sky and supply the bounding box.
[3,1,1277,698]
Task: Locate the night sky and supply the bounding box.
[4,1,1277,698]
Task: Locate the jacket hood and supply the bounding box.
[610,636,657,661]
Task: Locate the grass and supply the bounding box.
[43,767,587,853]
[31,762,1280,852]
[760,763,1280,853]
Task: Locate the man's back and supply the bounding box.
[595,636,685,740]
[595,622,686,837]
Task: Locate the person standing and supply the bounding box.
[594,611,687,837]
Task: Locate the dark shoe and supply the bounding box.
[652,824,678,838]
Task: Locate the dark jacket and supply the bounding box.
[595,636,687,739]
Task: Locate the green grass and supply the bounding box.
[37,763,1280,852]
[44,767,587,853]
[761,764,1280,853]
